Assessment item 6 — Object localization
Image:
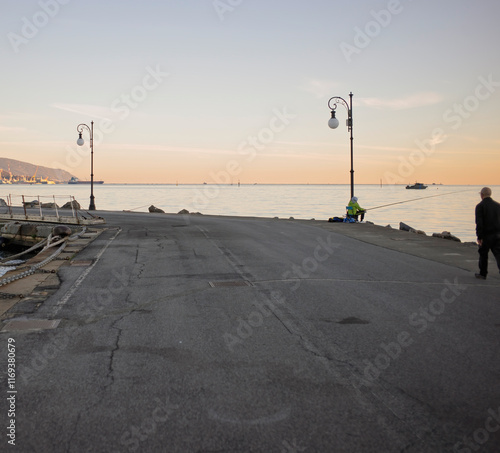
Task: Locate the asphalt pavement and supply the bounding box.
[1,211,499,452]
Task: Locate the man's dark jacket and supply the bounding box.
[475,197,500,240]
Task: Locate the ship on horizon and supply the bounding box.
[405,182,427,190]
[68,177,104,185]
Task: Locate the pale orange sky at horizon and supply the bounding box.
[1,1,499,186]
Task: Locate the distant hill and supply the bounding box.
[0,158,75,183]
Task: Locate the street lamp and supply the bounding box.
[76,121,96,210]
[328,92,354,200]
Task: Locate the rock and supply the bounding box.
[61,200,80,210]
[23,200,39,208]
[399,222,425,235]
[53,225,72,237]
[41,202,59,209]
[177,209,190,215]
[448,231,461,242]
[399,222,413,232]
[432,231,461,242]
[385,224,392,228]
[0,198,7,207]
[289,217,294,220]
[149,205,165,213]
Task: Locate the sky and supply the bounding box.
[1,0,500,185]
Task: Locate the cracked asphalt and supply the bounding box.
[1,211,499,452]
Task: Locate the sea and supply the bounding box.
[1,184,497,243]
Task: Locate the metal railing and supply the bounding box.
[0,194,104,225]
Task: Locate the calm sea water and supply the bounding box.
[2,184,497,243]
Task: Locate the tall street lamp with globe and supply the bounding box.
[76,121,96,210]
[328,92,354,199]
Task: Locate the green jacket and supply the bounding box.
[348,200,364,215]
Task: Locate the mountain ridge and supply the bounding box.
[0,157,75,182]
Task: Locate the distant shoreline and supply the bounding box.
[86,183,493,186]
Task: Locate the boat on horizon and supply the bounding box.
[68,177,104,185]
[406,182,427,190]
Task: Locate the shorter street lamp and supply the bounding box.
[76,121,96,210]
[328,92,354,200]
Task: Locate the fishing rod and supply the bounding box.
[366,188,473,211]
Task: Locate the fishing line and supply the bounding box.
[123,204,151,212]
[366,188,474,211]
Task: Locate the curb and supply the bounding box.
[0,228,106,320]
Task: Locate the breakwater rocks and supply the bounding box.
[148,205,165,213]
[148,206,203,215]
[398,222,461,242]
[431,231,461,242]
[61,200,81,210]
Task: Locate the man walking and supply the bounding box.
[475,187,500,279]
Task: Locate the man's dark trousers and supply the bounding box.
[478,233,500,277]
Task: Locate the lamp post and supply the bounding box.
[328,92,354,200]
[76,121,96,210]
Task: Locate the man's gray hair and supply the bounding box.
[480,187,492,197]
